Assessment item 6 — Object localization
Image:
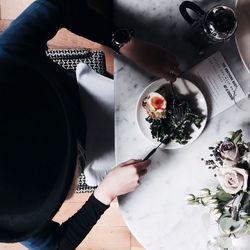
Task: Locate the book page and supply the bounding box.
[191,51,246,118]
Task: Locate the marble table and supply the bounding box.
[114,0,250,249]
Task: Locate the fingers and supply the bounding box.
[133,159,151,169]
[119,159,151,186]
[119,159,141,167]
[134,159,150,178]
[163,71,177,82]
[170,65,181,76]
[138,168,148,177]
[162,54,181,82]
[119,158,150,168]
[163,64,181,82]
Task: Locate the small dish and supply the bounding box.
[136,78,208,149]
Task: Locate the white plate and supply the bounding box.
[136,78,208,149]
[235,0,250,73]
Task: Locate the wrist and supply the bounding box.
[112,28,135,54]
[120,36,136,56]
[120,37,145,63]
[94,185,116,206]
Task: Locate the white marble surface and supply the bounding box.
[115,0,250,249]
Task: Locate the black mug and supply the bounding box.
[179,1,237,50]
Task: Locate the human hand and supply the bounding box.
[94,159,151,205]
[120,37,180,82]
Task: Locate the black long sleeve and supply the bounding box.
[57,194,109,249]
[22,194,109,250]
[0,1,114,249]
[0,0,116,52]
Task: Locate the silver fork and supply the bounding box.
[143,81,186,160]
[143,108,186,160]
[170,81,182,117]
[170,81,177,107]
[170,81,186,125]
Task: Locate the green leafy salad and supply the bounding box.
[142,85,206,145]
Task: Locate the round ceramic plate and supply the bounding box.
[136,78,208,149]
[235,0,250,73]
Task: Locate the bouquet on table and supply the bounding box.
[186,130,250,249]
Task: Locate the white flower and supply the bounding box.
[209,208,222,221]
[204,198,219,208]
[211,208,220,214]
[201,196,213,205]
[207,198,218,204]
[209,202,219,208]
[223,159,237,168]
[199,188,211,197]
[216,167,248,194]
[187,200,199,205]
[185,194,195,201]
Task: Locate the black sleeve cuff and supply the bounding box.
[89,193,110,212]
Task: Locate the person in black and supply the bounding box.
[0,0,179,249]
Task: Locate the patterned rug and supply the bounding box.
[76,173,96,193]
[46,48,106,192]
[46,48,106,75]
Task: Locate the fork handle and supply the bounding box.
[170,81,176,97]
[143,147,158,161]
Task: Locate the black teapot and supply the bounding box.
[179,1,237,51]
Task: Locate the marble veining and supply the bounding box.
[114,0,250,249]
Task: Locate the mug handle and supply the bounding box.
[179,1,205,24]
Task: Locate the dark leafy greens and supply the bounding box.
[145,87,206,145]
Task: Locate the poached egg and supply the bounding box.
[142,92,167,119]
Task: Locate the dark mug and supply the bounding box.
[179,1,237,50]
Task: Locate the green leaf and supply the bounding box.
[231,130,242,143]
[216,190,233,202]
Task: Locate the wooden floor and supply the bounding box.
[0,1,145,249]
[0,193,144,250]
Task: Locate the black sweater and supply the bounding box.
[22,194,109,250]
[0,0,115,249]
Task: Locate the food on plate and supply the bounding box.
[142,92,167,119]
[142,85,206,145]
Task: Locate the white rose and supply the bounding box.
[223,159,237,168]
[219,141,240,167]
[216,167,248,194]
